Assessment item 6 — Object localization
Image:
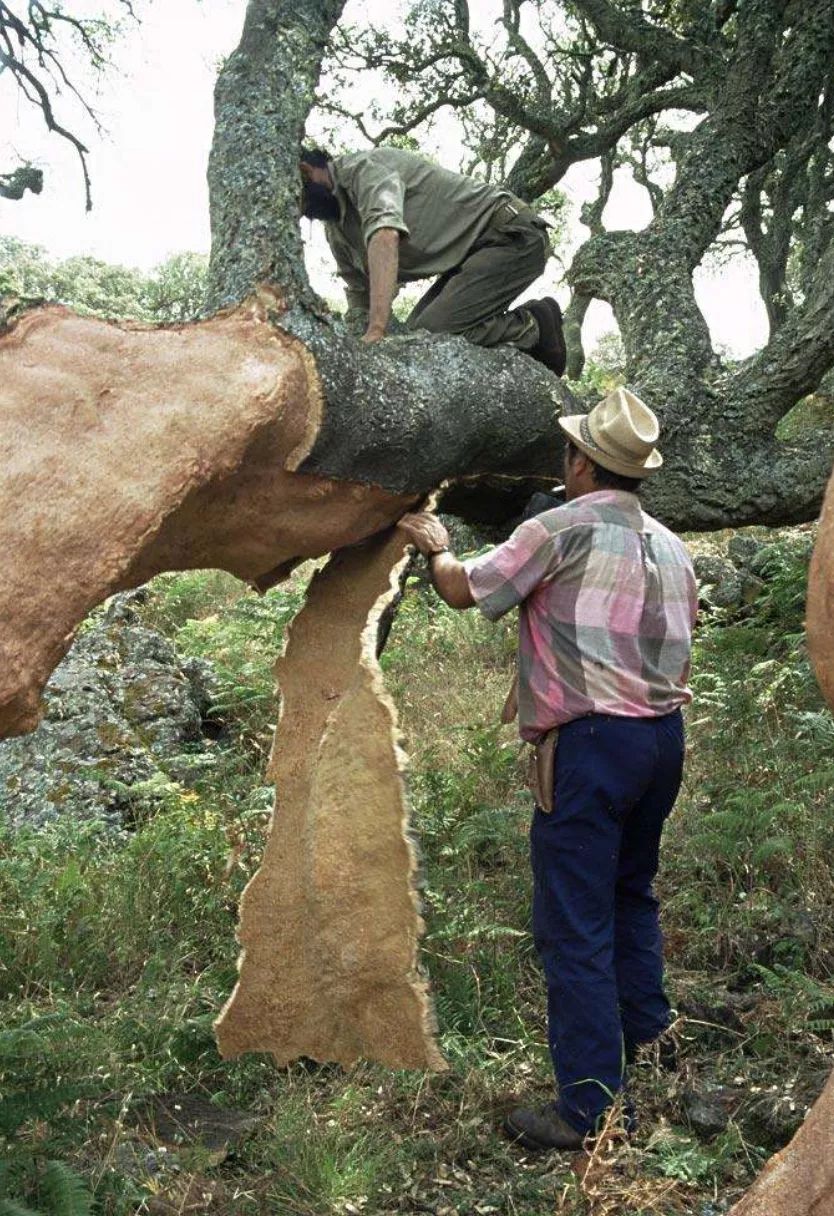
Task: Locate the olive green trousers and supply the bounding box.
[404,213,550,350]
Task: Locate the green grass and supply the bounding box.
[0,529,832,1213]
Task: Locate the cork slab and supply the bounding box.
[215,529,445,1070]
[726,1068,834,1215]
[0,299,417,740]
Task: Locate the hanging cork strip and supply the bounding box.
[215,529,445,1071]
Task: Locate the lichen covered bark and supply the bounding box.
[282,305,572,492]
[205,0,347,311]
[566,0,834,529]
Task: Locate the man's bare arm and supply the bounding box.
[397,512,475,609]
[362,228,400,344]
[428,551,475,609]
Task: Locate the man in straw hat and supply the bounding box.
[398,387,697,1150]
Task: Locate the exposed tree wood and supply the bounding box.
[725,1067,834,1214]
[216,530,445,1070]
[0,293,565,742]
[0,298,418,738]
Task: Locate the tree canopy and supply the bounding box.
[321,0,834,376]
[0,237,207,322]
[201,0,834,528]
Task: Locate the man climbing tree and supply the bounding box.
[300,145,566,372]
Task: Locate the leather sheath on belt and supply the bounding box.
[528,727,559,813]
[500,673,558,813]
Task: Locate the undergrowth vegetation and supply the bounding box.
[1,527,832,1214]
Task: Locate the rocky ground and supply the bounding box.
[0,591,224,831]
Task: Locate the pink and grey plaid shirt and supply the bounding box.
[465,490,697,742]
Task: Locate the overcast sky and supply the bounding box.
[0,0,769,357]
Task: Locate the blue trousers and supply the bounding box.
[530,710,684,1134]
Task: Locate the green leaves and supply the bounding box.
[0,1159,92,1216]
[39,1163,94,1216]
[0,238,208,323]
[0,1201,43,1216]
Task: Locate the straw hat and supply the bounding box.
[558,387,662,479]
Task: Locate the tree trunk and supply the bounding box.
[567,0,834,528]
[205,0,347,309]
[0,292,576,736]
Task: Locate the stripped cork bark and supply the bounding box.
[215,528,446,1070]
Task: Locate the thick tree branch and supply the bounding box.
[205,0,348,310]
[501,0,551,105]
[729,240,834,430]
[507,81,703,200]
[676,0,833,252]
[569,0,719,80]
[563,148,614,380]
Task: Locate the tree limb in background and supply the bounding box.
[564,147,615,381]
[0,0,137,209]
[0,165,43,199]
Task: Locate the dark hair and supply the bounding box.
[565,439,642,493]
[300,147,331,168]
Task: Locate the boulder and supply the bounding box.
[693,554,736,586]
[727,534,763,568]
[0,593,221,831]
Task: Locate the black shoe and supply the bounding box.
[543,296,567,376]
[503,1103,585,1151]
[526,298,567,377]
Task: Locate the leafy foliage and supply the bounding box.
[0,1158,93,1216]
[39,1162,94,1216]
[0,237,207,322]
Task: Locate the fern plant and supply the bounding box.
[38,1162,94,1216]
[0,1160,93,1216]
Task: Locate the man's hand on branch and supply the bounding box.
[397,512,451,556]
[398,513,474,610]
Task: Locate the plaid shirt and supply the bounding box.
[465,490,697,742]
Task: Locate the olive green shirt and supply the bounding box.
[325,148,518,322]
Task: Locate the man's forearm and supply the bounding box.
[428,552,475,609]
[365,228,400,338]
[396,511,475,610]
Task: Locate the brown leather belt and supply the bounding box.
[490,197,539,227]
